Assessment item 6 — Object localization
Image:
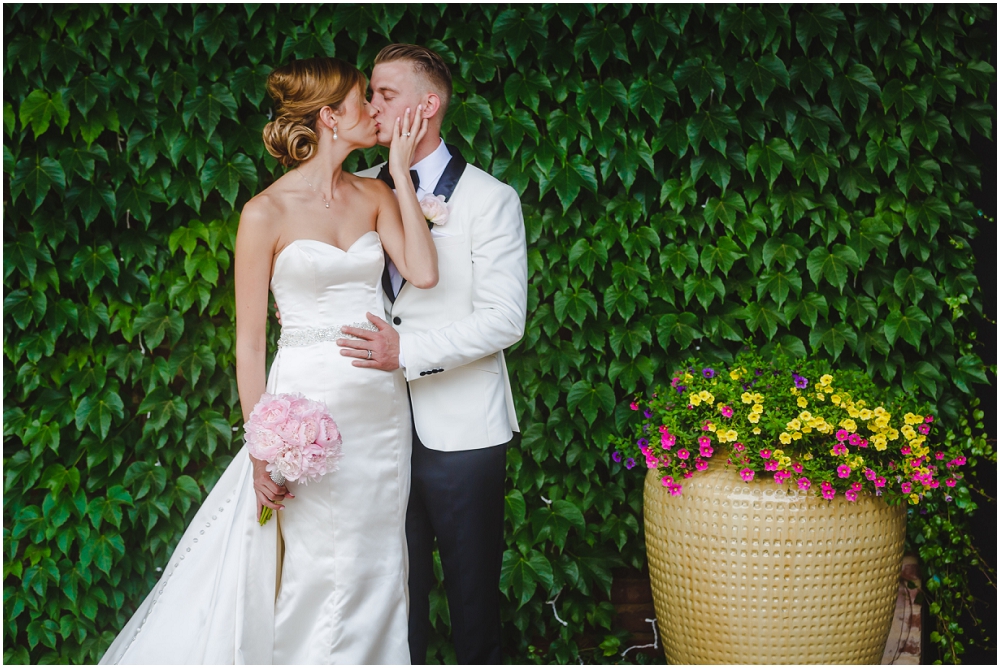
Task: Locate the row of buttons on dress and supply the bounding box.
[419,368,444,376]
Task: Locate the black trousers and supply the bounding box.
[406,427,506,664]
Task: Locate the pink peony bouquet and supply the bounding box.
[245,392,343,524]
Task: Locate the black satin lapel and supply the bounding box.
[433,145,469,201]
[381,251,397,303]
[376,163,395,189]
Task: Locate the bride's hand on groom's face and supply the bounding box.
[338,313,400,371]
[387,105,428,183]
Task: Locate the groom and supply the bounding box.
[339,44,527,663]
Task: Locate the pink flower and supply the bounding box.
[247,426,284,461]
[272,447,304,481]
[645,456,658,469]
[277,418,303,443]
[837,464,851,478]
[658,425,669,434]
[316,416,341,447]
[671,482,685,493]
[900,482,912,494]
[836,429,849,441]
[864,468,877,481]
[677,448,690,460]
[918,424,930,435]
[661,433,676,449]
[832,443,847,456]
[875,476,886,488]
[764,460,778,471]
[851,482,862,491]
[797,477,811,491]
[698,435,712,447]
[858,438,868,448]
[420,194,450,225]
[759,449,772,459]
[925,415,934,423]
[792,463,803,473]
[848,433,861,446]
[251,393,292,428]
[630,402,639,411]
[695,459,709,471]
[682,471,694,479]
[699,444,714,458]
[661,475,673,487]
[821,485,836,500]
[845,489,858,502]
[946,478,957,487]
[935,452,945,460]
[701,422,712,432]
[720,405,734,418]
[900,445,911,455]
[733,442,745,452]
[739,468,755,482]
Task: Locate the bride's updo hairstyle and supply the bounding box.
[262,57,366,166]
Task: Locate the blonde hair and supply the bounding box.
[262,58,366,166]
[374,44,452,113]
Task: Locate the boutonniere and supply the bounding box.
[419,194,450,226]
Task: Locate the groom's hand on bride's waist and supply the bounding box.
[338,313,401,371]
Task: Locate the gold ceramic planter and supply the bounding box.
[643,460,906,664]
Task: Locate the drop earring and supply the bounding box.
[333,126,338,140]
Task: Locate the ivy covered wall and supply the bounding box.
[3,4,995,664]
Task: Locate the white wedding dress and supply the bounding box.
[101,231,412,664]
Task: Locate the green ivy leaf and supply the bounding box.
[447,94,492,144]
[201,154,258,206]
[829,64,881,115]
[18,90,70,137]
[884,305,931,348]
[566,380,615,425]
[746,138,794,186]
[673,57,726,109]
[806,245,860,291]
[10,156,66,212]
[74,389,124,439]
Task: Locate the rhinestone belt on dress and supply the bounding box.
[277,322,379,349]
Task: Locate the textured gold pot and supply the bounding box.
[643,460,906,664]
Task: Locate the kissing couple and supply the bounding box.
[100,44,528,665]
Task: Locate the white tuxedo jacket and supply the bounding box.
[357,157,527,452]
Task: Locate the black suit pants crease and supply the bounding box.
[405,426,507,665]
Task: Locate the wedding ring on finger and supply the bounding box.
[367,349,373,360]
[404,131,411,137]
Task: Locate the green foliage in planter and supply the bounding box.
[2,3,994,664]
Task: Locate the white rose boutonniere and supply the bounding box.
[419,194,450,226]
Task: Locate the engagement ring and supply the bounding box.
[367,349,373,359]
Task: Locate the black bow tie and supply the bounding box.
[376,165,419,191]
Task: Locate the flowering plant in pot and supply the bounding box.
[610,347,971,664]
[611,347,968,503]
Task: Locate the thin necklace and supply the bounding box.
[294,168,330,208]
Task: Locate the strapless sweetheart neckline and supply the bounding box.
[275,230,380,263]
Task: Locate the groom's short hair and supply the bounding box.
[374,44,452,113]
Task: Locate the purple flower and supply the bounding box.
[625,458,636,470]
[612,451,622,463]
[644,409,653,418]
[702,367,715,379]
[676,385,687,394]
[755,368,763,376]
[792,373,808,389]
[637,438,649,448]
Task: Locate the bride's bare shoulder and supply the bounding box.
[240,177,294,232]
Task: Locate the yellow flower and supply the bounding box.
[779,456,792,467]
[839,418,857,432]
[779,432,792,444]
[815,392,825,401]
[904,412,918,425]
[820,374,834,386]
[888,428,899,441]
[874,416,890,429]
[690,393,702,406]
[873,406,886,417]
[847,407,861,418]
[707,422,717,432]
[790,387,800,395]
[772,449,784,458]
[908,494,920,505]
[748,412,760,424]
[831,394,841,405]
[726,429,738,441]
[753,393,764,403]
[730,368,742,380]
[801,426,813,434]
[859,409,873,420]
[799,411,813,421]
[856,400,866,408]
[791,431,802,440]
[787,419,802,431]
[716,430,729,443]
[797,396,808,408]
[873,435,888,451]
[699,390,715,405]
[741,392,754,404]
[684,373,693,383]
[901,425,917,440]
[803,453,813,461]
[752,427,761,435]
[752,404,764,414]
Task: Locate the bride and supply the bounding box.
[100,57,436,664]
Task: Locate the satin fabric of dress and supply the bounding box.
[101,232,411,664]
